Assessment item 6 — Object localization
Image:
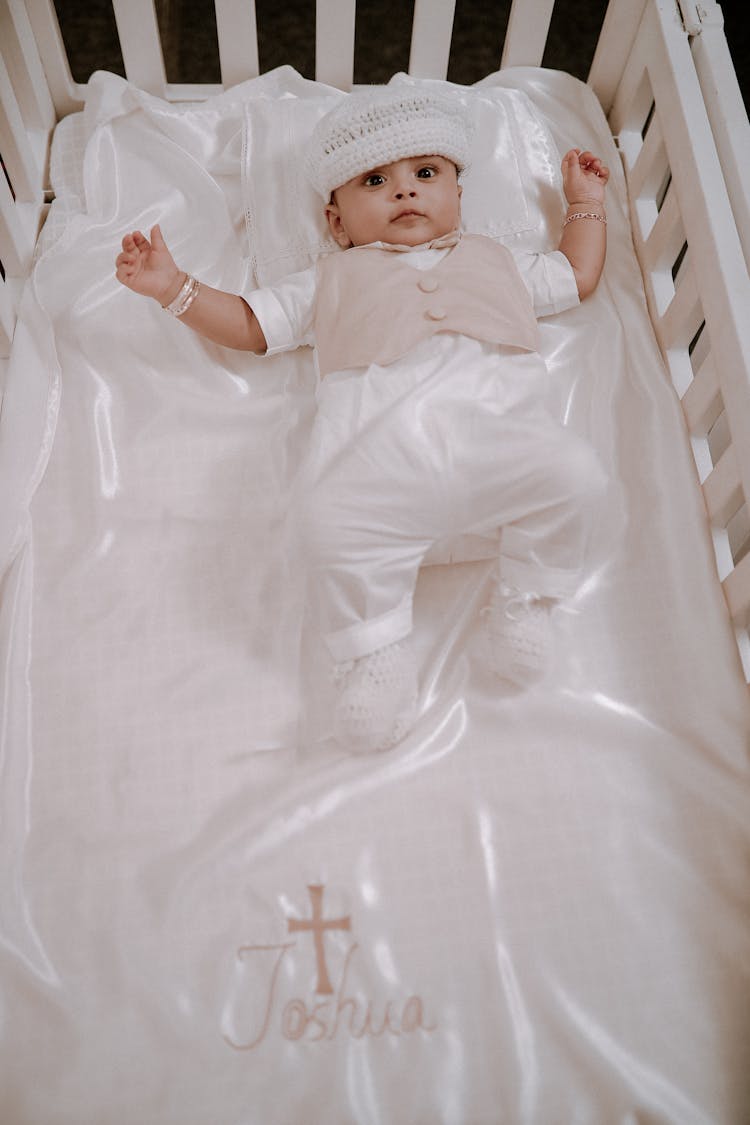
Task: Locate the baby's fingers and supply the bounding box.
[120,229,150,252]
[578,150,608,177]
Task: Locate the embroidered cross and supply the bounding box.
[287,884,351,995]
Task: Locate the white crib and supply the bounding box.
[2,0,750,678]
[1,4,750,1124]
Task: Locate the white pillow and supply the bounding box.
[242,72,566,285]
[35,111,88,258]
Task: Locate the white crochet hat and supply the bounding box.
[306,87,472,200]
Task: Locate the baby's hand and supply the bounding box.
[562,148,609,207]
[115,224,181,303]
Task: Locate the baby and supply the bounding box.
[116,87,610,754]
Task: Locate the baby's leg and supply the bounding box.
[295,469,432,752]
[299,494,431,662]
[476,418,608,685]
[296,367,467,752]
[297,370,462,665]
[491,419,608,599]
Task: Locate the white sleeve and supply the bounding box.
[241,266,317,356]
[512,249,580,318]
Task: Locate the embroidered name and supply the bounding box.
[223,884,437,1050]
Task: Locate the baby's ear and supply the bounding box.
[324,203,352,249]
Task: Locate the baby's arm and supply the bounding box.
[115,225,267,352]
[558,149,609,300]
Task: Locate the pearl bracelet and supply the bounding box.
[563,211,607,226]
[163,273,201,317]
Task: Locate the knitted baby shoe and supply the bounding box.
[332,639,418,754]
[483,584,554,686]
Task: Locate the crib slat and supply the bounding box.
[690,8,750,277]
[315,0,356,90]
[0,48,40,204]
[643,185,683,273]
[588,0,648,113]
[0,278,16,356]
[682,352,722,436]
[215,0,259,88]
[658,258,701,354]
[0,145,35,276]
[501,0,555,68]
[642,190,686,317]
[111,0,166,97]
[723,552,750,625]
[24,0,80,117]
[607,33,654,143]
[704,446,743,530]
[408,0,456,80]
[0,0,56,131]
[626,104,667,215]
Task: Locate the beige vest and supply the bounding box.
[313,233,540,377]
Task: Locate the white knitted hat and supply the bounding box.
[306,87,472,200]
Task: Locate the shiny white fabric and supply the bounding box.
[1,67,749,1125]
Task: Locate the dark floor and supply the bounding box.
[52,0,749,114]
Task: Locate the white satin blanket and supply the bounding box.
[0,65,749,1124]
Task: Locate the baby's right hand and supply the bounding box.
[115,224,182,303]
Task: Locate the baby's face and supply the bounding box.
[325,155,462,249]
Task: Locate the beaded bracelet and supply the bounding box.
[163,273,201,317]
[564,211,607,226]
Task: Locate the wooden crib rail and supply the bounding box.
[607,0,750,680]
[11,0,619,110]
[0,0,54,352]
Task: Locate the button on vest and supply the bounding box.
[418,276,439,293]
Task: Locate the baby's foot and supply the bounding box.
[483,585,555,686]
[332,639,418,753]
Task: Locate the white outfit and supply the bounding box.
[244,237,606,664]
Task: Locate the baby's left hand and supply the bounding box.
[562,148,609,207]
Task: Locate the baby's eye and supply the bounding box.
[363,172,386,187]
[416,166,437,178]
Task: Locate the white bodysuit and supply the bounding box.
[244,234,607,663]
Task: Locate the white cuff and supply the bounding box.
[325,595,414,663]
[244,288,300,356]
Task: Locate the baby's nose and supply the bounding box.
[394,186,417,199]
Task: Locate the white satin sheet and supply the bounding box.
[0,66,749,1124]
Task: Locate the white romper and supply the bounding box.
[244,234,607,663]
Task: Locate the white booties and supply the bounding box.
[332,639,418,753]
[484,584,554,686]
